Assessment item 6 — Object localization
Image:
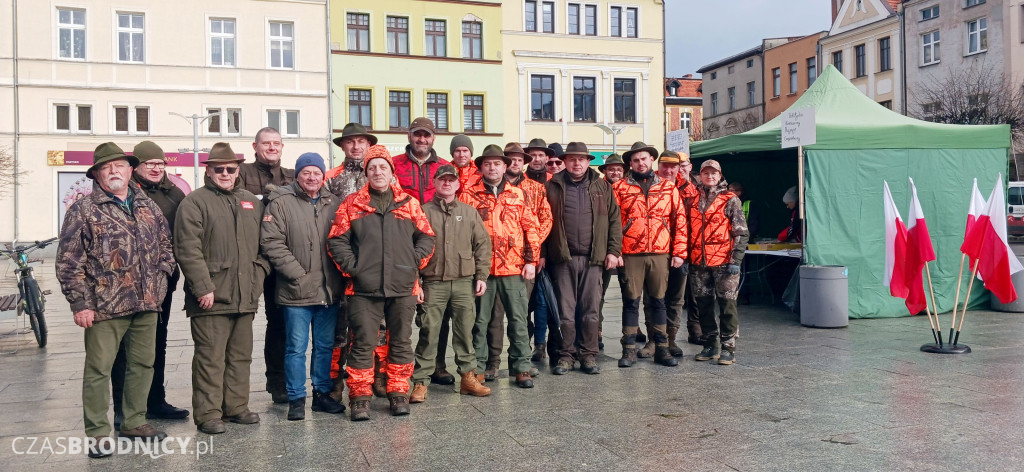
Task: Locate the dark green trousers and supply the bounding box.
[474,275,531,374]
[414,278,477,384]
[191,313,255,425]
[82,311,157,437]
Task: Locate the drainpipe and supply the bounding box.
[661,0,667,149]
[325,0,335,168]
[12,0,19,240]
[899,2,908,115]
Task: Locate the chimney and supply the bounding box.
[831,0,843,23]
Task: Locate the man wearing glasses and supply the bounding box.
[175,143,270,434]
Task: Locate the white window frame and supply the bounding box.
[268,20,295,70]
[920,5,939,21]
[608,5,622,37]
[922,30,941,65]
[114,11,145,64]
[203,105,243,136]
[608,4,639,38]
[51,100,94,134]
[110,104,151,135]
[966,17,987,55]
[265,108,300,137]
[55,7,87,61]
[208,17,237,67]
[965,0,985,7]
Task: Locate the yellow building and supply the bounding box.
[331,0,505,163]
[501,0,665,162]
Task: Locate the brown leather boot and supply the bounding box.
[460,371,491,397]
[638,339,656,358]
[410,384,428,403]
[329,376,346,402]
[666,327,684,357]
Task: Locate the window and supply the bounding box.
[585,5,597,35]
[349,89,372,127]
[525,1,537,32]
[681,112,691,131]
[789,62,798,93]
[210,18,235,66]
[226,108,241,135]
[807,57,817,86]
[626,7,638,38]
[727,65,735,74]
[54,104,92,132]
[573,77,596,122]
[389,91,411,130]
[267,109,299,137]
[464,95,484,132]
[878,100,892,110]
[747,81,756,106]
[55,105,70,131]
[568,3,579,34]
[710,72,717,80]
[426,93,448,131]
[922,31,941,64]
[922,101,942,120]
[425,20,446,57]
[205,107,240,135]
[347,13,369,52]
[854,44,866,77]
[967,18,987,54]
[879,37,891,71]
[1010,186,1024,206]
[772,67,781,97]
[727,87,735,111]
[921,5,939,20]
[610,7,621,36]
[387,16,408,55]
[531,75,555,121]
[113,106,149,134]
[269,21,294,69]
[207,108,221,133]
[966,0,985,7]
[542,2,554,33]
[57,8,86,60]
[747,59,754,68]
[462,21,482,59]
[116,13,144,63]
[832,51,843,73]
[613,78,636,123]
[710,92,718,115]
[78,105,91,131]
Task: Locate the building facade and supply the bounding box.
[664,75,702,141]
[763,32,826,121]
[0,0,330,240]
[819,0,903,112]
[332,0,505,162]
[501,0,665,159]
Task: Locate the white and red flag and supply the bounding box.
[960,178,988,271]
[973,177,1023,303]
[883,181,909,299]
[903,178,936,315]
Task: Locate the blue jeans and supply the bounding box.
[282,305,338,401]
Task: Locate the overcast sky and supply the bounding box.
[666,0,834,76]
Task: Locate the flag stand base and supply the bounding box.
[920,343,971,354]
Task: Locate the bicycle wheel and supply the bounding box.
[21,278,47,348]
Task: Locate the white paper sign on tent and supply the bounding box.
[666,129,689,155]
[781,106,816,149]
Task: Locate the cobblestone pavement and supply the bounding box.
[2,249,1024,470]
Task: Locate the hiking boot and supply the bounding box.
[410,384,428,403]
[528,366,541,377]
[287,398,305,421]
[389,395,411,416]
[197,418,226,434]
[120,423,167,441]
[312,389,345,414]
[580,358,601,375]
[618,347,637,368]
[515,372,534,388]
[654,346,679,367]
[531,342,547,362]
[87,436,114,458]
[350,397,371,421]
[459,371,491,397]
[552,359,572,375]
[268,384,289,404]
[329,376,346,402]
[483,363,499,382]
[146,401,189,420]
[666,327,684,358]
[429,369,456,386]
[718,350,736,365]
[638,339,656,358]
[372,374,388,398]
[695,338,721,362]
[223,411,260,424]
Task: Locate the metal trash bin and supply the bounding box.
[799,265,849,328]
[990,256,1024,312]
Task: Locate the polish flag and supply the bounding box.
[904,178,936,315]
[883,181,909,299]
[959,178,988,271]
[975,178,1023,303]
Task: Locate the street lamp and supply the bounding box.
[170,111,220,189]
[595,123,628,154]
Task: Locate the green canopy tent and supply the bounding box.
[691,65,1011,318]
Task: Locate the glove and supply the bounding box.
[727,264,741,275]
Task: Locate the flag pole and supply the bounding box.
[954,265,980,346]
[924,261,942,346]
[949,254,966,344]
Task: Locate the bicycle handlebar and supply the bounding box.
[3,237,59,255]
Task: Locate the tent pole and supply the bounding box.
[798,145,806,263]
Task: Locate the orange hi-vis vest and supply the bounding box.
[688,191,736,267]
[612,176,687,258]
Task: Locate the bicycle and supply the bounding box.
[1,237,58,348]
